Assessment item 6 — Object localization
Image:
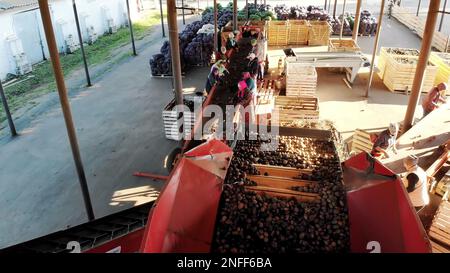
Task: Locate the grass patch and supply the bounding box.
[0,10,162,124]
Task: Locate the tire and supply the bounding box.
[166,147,182,173]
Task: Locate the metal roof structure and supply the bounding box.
[0,0,38,11]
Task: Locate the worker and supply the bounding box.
[203,67,220,95]
[402,155,430,210]
[370,122,399,158]
[226,32,238,51]
[211,59,229,78]
[219,46,228,62]
[246,53,259,79]
[242,72,257,107]
[250,38,265,81]
[421,82,447,118]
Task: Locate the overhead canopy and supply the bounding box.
[343,152,432,253]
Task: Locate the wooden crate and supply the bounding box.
[255,79,278,115]
[162,99,196,140]
[430,52,450,86]
[267,21,289,46]
[275,96,319,123]
[286,65,317,97]
[288,20,308,45]
[377,47,420,80]
[307,21,331,46]
[383,56,437,93]
[328,38,361,52]
[429,200,450,251]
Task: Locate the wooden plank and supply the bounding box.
[429,230,450,247]
[247,175,312,187]
[246,187,319,202]
[253,164,313,177]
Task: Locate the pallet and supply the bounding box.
[275,96,319,122]
[286,65,317,97]
[429,52,450,87]
[288,20,309,45]
[377,47,420,80]
[162,99,196,140]
[307,21,331,46]
[392,5,450,53]
[328,38,361,52]
[383,56,437,93]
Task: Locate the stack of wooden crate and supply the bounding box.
[288,20,309,45]
[328,38,361,52]
[275,96,319,123]
[162,98,199,140]
[430,52,450,87]
[286,64,317,97]
[377,47,420,80]
[267,21,289,46]
[308,21,332,46]
[383,56,437,93]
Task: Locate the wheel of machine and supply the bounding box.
[166,147,182,173]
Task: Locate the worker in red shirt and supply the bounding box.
[370,122,399,158]
[421,82,447,118]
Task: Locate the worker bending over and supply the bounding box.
[246,53,259,80]
[370,122,399,158]
[402,155,430,211]
[226,32,238,52]
[421,82,447,118]
[202,67,220,96]
[250,38,266,81]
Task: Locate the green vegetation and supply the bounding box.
[0,10,162,124]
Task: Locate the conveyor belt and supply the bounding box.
[1,202,153,253]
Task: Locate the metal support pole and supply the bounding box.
[233,0,238,31]
[439,0,447,31]
[365,0,385,98]
[246,0,249,20]
[72,0,91,87]
[254,0,257,6]
[181,0,185,25]
[167,0,183,105]
[38,0,95,221]
[333,0,337,18]
[126,0,137,56]
[403,0,441,132]
[159,0,165,37]
[0,80,17,137]
[214,0,218,53]
[325,0,328,10]
[340,0,347,39]
[352,0,362,41]
[328,0,331,12]
[416,0,421,16]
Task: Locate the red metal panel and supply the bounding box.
[344,152,431,253]
[140,158,224,253]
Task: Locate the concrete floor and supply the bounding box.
[0,15,206,249]
[0,8,443,249]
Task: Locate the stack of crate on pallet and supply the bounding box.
[383,55,437,93]
[286,64,317,97]
[267,21,289,46]
[430,52,450,88]
[308,21,332,46]
[162,97,201,140]
[288,20,309,45]
[328,38,361,52]
[275,96,319,123]
[377,47,420,80]
[429,199,450,253]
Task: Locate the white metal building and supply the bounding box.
[0,0,140,80]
